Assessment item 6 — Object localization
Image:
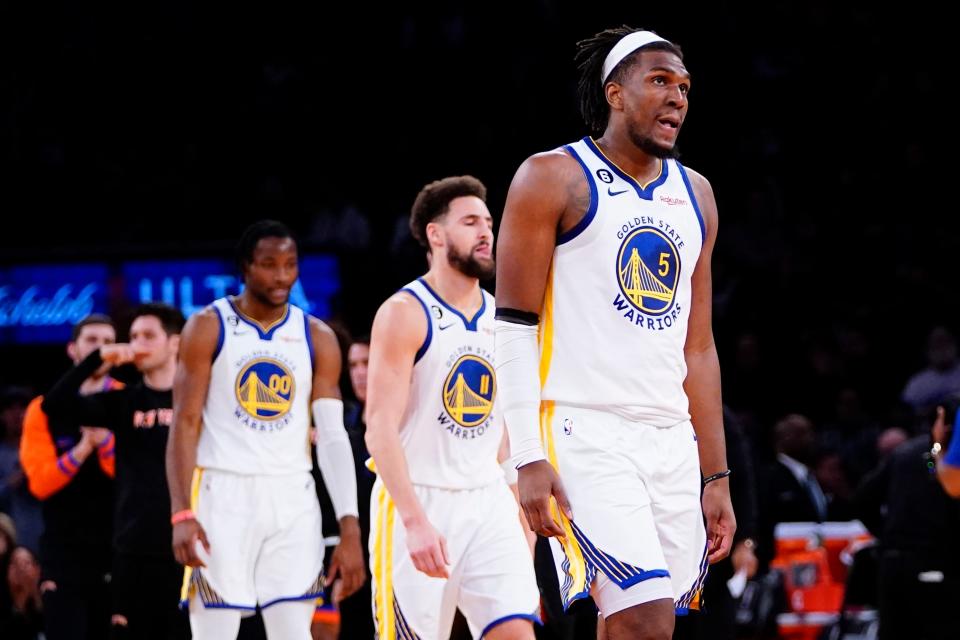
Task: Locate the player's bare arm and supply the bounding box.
[365,292,452,578]
[167,307,218,568]
[682,167,736,564]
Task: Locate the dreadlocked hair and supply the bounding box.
[575,26,683,134]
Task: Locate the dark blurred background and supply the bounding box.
[1,1,956,434]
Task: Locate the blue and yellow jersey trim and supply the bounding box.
[676,540,709,614]
[371,483,422,639]
[179,467,205,609]
[226,297,291,341]
[583,137,669,200]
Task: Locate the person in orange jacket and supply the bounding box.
[19,313,120,640]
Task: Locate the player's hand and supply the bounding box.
[405,516,450,579]
[100,343,147,366]
[518,460,572,538]
[702,478,736,564]
[327,516,366,600]
[172,518,210,568]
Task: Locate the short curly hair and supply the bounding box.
[409,175,487,250]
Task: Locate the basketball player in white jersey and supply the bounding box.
[494,28,736,640]
[365,176,540,640]
[166,221,365,639]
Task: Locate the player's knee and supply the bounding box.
[604,602,674,640]
[483,617,535,640]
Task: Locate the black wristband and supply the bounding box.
[703,469,731,485]
[495,307,540,326]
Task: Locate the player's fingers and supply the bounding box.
[325,557,340,586]
[185,542,203,568]
[521,504,541,533]
[439,535,451,566]
[411,551,431,576]
[553,479,574,521]
[189,532,208,568]
[345,568,364,597]
[198,527,211,554]
[538,500,565,537]
[708,534,732,564]
[431,545,450,579]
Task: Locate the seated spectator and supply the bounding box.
[2,546,44,640]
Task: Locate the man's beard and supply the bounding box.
[628,124,680,159]
[447,242,495,280]
[248,285,289,308]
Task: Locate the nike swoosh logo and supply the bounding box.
[439,322,456,330]
[608,187,628,196]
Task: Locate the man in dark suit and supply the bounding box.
[758,414,827,567]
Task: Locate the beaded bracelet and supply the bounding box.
[703,469,732,485]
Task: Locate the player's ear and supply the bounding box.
[426,221,444,251]
[605,81,624,111]
[66,342,78,362]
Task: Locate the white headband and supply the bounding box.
[601,31,669,83]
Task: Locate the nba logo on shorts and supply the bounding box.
[562,418,573,436]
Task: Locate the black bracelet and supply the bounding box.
[703,469,731,485]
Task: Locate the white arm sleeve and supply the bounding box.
[312,398,359,520]
[494,319,547,468]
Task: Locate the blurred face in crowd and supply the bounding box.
[348,342,370,404]
[927,327,957,371]
[776,414,817,465]
[876,427,908,459]
[243,237,298,309]
[129,315,180,373]
[1,400,27,442]
[7,546,40,593]
[68,323,116,376]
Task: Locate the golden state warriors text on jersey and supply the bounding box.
[394,278,503,489]
[613,215,687,331]
[197,297,314,475]
[538,137,706,427]
[233,351,300,432]
[437,346,496,440]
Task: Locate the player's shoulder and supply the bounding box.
[380,289,428,319]
[675,163,713,199]
[508,147,589,212]
[305,313,334,335]
[518,147,583,182]
[183,304,222,336]
[374,289,431,331]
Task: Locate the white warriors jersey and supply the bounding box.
[539,137,706,427]
[197,297,314,475]
[396,278,502,489]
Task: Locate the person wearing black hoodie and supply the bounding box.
[42,303,188,640]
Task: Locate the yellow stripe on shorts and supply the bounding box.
[179,467,204,605]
